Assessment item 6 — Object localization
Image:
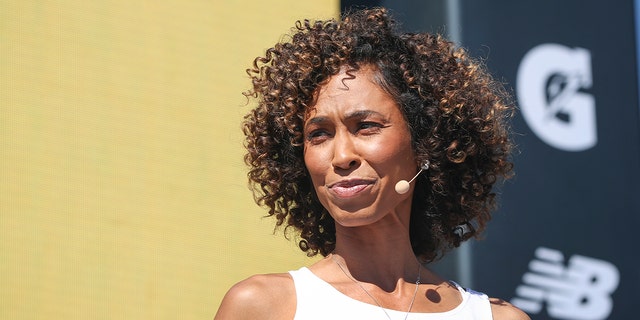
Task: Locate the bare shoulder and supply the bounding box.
[490,297,531,320]
[214,273,296,320]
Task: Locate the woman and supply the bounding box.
[215,7,529,320]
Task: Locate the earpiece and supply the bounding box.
[395,160,430,194]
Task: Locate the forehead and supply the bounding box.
[305,66,397,119]
[317,65,381,95]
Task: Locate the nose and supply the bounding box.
[331,131,360,171]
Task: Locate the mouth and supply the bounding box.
[327,179,375,198]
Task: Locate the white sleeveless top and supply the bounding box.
[289,267,493,320]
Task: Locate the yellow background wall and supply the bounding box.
[1,1,337,318]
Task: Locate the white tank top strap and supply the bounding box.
[448,280,494,320]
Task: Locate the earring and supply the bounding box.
[453,222,472,238]
[420,160,430,171]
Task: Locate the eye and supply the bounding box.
[305,129,331,144]
[356,121,384,134]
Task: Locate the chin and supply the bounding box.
[331,209,387,228]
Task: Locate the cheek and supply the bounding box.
[363,134,414,166]
[303,146,327,185]
[367,142,401,162]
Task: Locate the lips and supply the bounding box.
[327,179,374,198]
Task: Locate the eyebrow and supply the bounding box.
[345,110,383,120]
[306,110,385,125]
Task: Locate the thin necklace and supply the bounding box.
[331,254,421,320]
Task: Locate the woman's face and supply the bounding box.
[303,66,418,227]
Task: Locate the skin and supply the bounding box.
[214,66,530,320]
[303,66,418,230]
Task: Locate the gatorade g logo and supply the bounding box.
[511,247,620,320]
[517,43,597,151]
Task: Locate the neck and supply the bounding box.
[331,216,422,291]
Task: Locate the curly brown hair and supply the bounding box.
[242,7,514,262]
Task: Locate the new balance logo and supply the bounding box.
[511,247,620,320]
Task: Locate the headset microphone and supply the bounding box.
[394,160,429,195]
